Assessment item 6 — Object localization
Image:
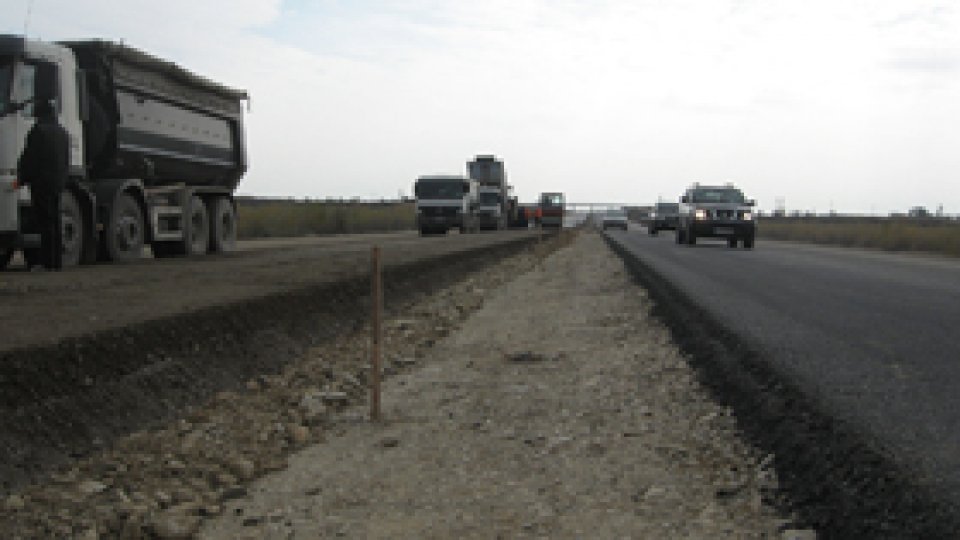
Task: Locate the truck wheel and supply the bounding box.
[675,228,685,244]
[686,229,697,245]
[102,192,144,262]
[61,190,85,266]
[186,196,210,255]
[208,197,237,253]
[0,249,12,270]
[743,235,755,249]
[24,248,42,268]
[727,237,738,248]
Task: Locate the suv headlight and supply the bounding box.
[742,211,753,221]
[694,209,708,220]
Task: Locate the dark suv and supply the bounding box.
[647,202,679,235]
[677,184,756,248]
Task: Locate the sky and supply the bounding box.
[4,0,959,214]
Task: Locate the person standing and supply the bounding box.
[17,98,69,270]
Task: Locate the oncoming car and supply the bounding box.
[677,183,756,248]
[601,209,629,231]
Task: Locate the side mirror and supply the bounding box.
[747,199,756,206]
[680,195,689,203]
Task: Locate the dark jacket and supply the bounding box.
[17,115,70,199]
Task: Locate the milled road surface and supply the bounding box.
[607,228,960,514]
[0,230,537,352]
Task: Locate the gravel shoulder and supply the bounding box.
[199,231,794,539]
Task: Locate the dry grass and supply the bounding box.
[236,199,415,239]
[759,218,960,257]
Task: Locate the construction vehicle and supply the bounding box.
[0,35,248,269]
[467,155,508,230]
[538,192,565,228]
[414,175,478,235]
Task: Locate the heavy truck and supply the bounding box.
[467,155,509,230]
[414,175,478,235]
[0,35,248,269]
[538,192,565,228]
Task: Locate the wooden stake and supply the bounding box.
[370,245,382,422]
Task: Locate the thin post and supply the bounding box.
[370,245,382,421]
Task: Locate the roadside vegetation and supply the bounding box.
[237,198,415,239]
[759,217,960,257]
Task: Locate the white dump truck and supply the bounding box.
[0,35,248,269]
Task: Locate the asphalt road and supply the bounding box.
[607,227,960,504]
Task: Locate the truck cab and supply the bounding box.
[1,35,88,268]
[677,183,756,248]
[414,175,478,235]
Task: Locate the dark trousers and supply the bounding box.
[33,191,62,269]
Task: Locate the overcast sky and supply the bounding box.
[5,1,959,213]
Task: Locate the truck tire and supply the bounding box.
[102,192,145,262]
[686,229,697,245]
[675,228,685,244]
[727,237,738,248]
[61,190,85,267]
[0,249,12,270]
[208,197,237,253]
[743,235,755,249]
[186,196,210,255]
[24,248,42,268]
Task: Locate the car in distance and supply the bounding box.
[601,209,629,231]
[647,202,679,235]
[676,183,756,248]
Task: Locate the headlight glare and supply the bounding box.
[695,209,708,220]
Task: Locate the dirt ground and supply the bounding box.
[197,231,800,539]
[0,230,814,538]
[0,230,536,351]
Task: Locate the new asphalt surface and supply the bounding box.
[607,227,960,517]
